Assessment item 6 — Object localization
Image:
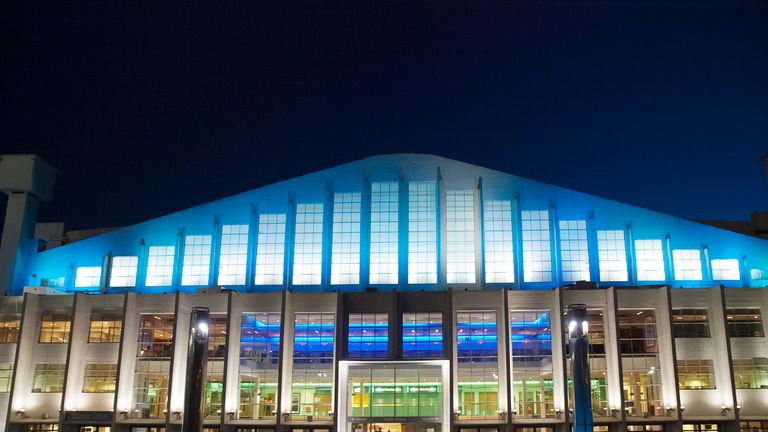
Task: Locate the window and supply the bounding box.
[202,317,227,419]
[0,362,13,392]
[408,181,437,284]
[741,421,768,432]
[32,363,65,392]
[682,425,719,432]
[181,235,212,286]
[346,363,442,418]
[677,359,715,389]
[83,363,118,392]
[510,310,554,419]
[673,249,703,281]
[146,246,175,287]
[110,256,139,287]
[456,311,499,419]
[402,312,443,358]
[0,315,20,343]
[727,308,764,337]
[133,314,174,419]
[348,313,388,358]
[137,314,175,357]
[618,309,663,417]
[483,200,514,283]
[597,230,628,282]
[293,203,324,285]
[559,220,590,282]
[447,190,476,284]
[672,309,710,338]
[25,425,58,432]
[239,312,280,419]
[89,313,123,343]
[39,314,71,343]
[522,210,552,283]
[218,224,249,286]
[565,309,609,416]
[331,193,361,285]
[733,358,768,389]
[254,214,286,285]
[75,266,102,288]
[635,240,666,282]
[712,259,740,281]
[370,182,399,285]
[292,313,334,419]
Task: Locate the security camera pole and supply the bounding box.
[182,307,210,432]
[568,304,593,432]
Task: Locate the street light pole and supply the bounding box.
[567,304,593,432]
[182,307,210,432]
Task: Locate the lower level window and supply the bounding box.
[32,363,65,393]
[0,362,13,392]
[83,363,117,392]
[26,426,58,432]
[741,421,768,432]
[683,425,719,431]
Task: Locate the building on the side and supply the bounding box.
[0,153,766,432]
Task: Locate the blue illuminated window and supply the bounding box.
[146,246,175,287]
[447,190,476,284]
[331,193,361,285]
[408,181,437,284]
[239,312,280,419]
[181,235,212,286]
[218,224,249,286]
[75,266,101,288]
[673,249,703,281]
[635,240,666,282]
[402,312,443,358]
[370,182,399,285]
[110,256,138,287]
[292,313,335,419]
[483,200,514,283]
[522,210,552,283]
[712,259,740,281]
[597,230,628,282]
[254,214,286,285]
[348,313,388,359]
[559,220,589,282]
[509,309,553,418]
[456,311,499,418]
[293,204,324,285]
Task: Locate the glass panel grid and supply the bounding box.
[32,363,65,393]
[348,313,388,359]
[726,308,764,337]
[635,239,666,282]
[672,309,710,338]
[0,315,21,343]
[402,312,443,358]
[522,210,551,283]
[510,310,554,419]
[597,230,628,282]
[0,362,13,392]
[677,359,715,390]
[293,204,324,286]
[408,181,437,284]
[672,249,703,281]
[181,235,212,286]
[131,359,169,418]
[292,313,334,419]
[254,214,286,285]
[239,312,281,419]
[565,309,609,417]
[146,246,175,287]
[618,309,663,417]
[218,224,249,286]
[483,200,514,283]
[559,220,589,282]
[732,358,768,389]
[75,266,102,288]
[110,256,138,287]
[446,190,476,284]
[456,311,499,419]
[712,259,740,281]
[83,363,118,393]
[369,182,399,285]
[331,193,361,285]
[39,314,71,343]
[88,313,123,343]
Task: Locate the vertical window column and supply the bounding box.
[559,220,590,282]
[254,214,286,285]
[330,193,361,285]
[181,235,212,286]
[369,182,399,285]
[291,313,335,419]
[522,210,552,283]
[408,182,437,284]
[597,230,628,282]
[292,204,324,286]
[218,225,249,286]
[672,249,703,281]
[239,312,281,419]
[146,246,175,287]
[483,200,514,284]
[456,311,499,419]
[635,240,666,282]
[446,190,476,284]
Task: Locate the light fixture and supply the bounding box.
[680,406,685,413]
[721,405,730,415]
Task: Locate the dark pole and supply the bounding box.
[182,307,210,432]
[567,304,593,432]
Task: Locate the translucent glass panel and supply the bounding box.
[204,360,224,419]
[618,309,663,417]
[635,240,666,281]
[456,311,499,419]
[369,182,399,285]
[346,364,442,418]
[0,362,12,392]
[132,359,169,418]
[39,314,71,343]
[146,246,175,287]
[408,181,437,284]
[218,224,249,286]
[712,259,740,281]
[254,214,286,285]
[565,310,609,416]
[239,312,280,419]
[522,210,552,283]
[207,315,228,358]
[0,315,20,343]
[483,200,514,283]
[331,193,361,285]
[137,314,175,358]
[348,313,388,358]
[32,363,65,392]
[726,308,765,337]
[402,312,443,358]
[559,220,589,282]
[182,235,212,286]
[672,249,703,281]
[446,190,476,284]
[75,266,102,288]
[88,313,122,343]
[110,256,138,287]
[292,313,334,419]
[82,363,117,392]
[672,309,710,338]
[732,358,768,388]
[677,359,715,389]
[597,230,628,282]
[293,204,324,285]
[510,310,554,419]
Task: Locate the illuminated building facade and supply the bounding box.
[0,154,767,432]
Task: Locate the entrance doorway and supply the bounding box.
[351,422,441,432]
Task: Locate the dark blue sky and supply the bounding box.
[1,1,767,230]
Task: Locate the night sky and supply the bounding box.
[1,1,767,231]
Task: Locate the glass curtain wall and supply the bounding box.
[132,314,174,419]
[346,364,442,419]
[204,315,227,419]
[292,313,335,420]
[456,312,499,419]
[509,310,554,419]
[565,309,609,417]
[618,309,663,417]
[239,312,281,419]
